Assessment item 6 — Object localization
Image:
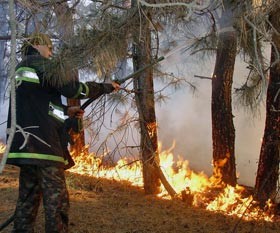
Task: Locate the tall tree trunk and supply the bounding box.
[254,9,280,206]
[212,3,237,186]
[54,2,86,157]
[132,12,161,194]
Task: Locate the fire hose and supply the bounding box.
[81,56,164,110]
[65,56,164,134]
[0,56,164,231]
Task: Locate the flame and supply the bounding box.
[70,148,143,186]
[69,142,277,222]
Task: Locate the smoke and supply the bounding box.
[156,46,265,187]
[0,42,266,188]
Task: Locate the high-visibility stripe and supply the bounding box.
[84,83,89,97]
[8,152,67,164]
[15,67,40,84]
[48,102,66,122]
[72,83,89,98]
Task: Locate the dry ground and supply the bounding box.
[1,164,280,233]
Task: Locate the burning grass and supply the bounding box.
[1,142,280,232]
[69,143,280,223]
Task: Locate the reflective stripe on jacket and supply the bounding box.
[7,48,112,168]
[7,50,88,168]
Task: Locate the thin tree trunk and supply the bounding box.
[131,6,176,196]
[0,0,16,173]
[211,30,237,186]
[254,9,280,206]
[133,33,161,194]
[130,1,162,193]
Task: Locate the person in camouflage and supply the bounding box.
[6,32,119,233]
[14,166,69,232]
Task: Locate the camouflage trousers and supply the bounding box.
[12,165,69,233]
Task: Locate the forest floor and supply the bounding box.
[1,162,280,233]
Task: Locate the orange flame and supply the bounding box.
[70,149,143,186]
[70,142,277,222]
[70,141,274,221]
[0,141,276,221]
[0,140,276,222]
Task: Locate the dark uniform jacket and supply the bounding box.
[7,47,114,169]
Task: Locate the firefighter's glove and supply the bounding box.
[85,81,119,99]
[111,81,120,91]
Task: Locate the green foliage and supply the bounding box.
[50,18,132,84]
[234,2,272,113]
[234,68,266,115]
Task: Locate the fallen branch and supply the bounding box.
[156,163,177,197]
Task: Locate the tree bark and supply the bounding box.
[211,30,237,187]
[131,5,162,194]
[254,9,280,206]
[133,51,161,194]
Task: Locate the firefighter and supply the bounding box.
[6,32,119,233]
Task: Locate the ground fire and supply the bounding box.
[0,141,277,222]
[67,142,278,222]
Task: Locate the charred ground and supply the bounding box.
[0,163,280,233]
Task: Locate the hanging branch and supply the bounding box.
[138,0,215,11]
[0,0,17,173]
[137,0,219,22]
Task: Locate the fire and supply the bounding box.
[0,140,276,222]
[70,148,143,186]
[69,142,276,222]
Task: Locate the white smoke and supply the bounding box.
[156,44,265,187]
